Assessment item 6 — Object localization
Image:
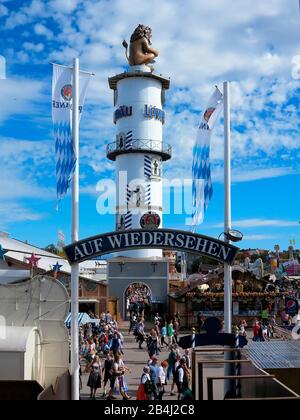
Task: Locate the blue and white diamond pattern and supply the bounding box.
[192,143,212,226]
[55,121,76,201]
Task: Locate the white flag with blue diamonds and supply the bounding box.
[52,64,91,202]
[192,87,223,227]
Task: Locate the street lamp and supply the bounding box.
[225,229,244,243]
[219,229,244,243]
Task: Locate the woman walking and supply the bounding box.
[161,322,168,348]
[167,346,176,383]
[157,360,168,400]
[102,352,114,398]
[86,355,102,400]
[137,366,153,400]
[167,320,175,347]
[108,353,131,400]
[148,329,160,358]
[170,354,181,396]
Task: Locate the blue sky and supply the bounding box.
[0,0,300,252]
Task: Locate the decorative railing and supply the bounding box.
[106,138,172,161]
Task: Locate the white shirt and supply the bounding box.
[174,361,180,371]
[178,367,184,383]
[158,366,166,385]
[141,373,151,384]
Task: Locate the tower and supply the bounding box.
[108,65,171,258]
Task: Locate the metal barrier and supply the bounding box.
[192,348,242,400]
[198,360,252,401]
[207,375,275,401]
[192,348,300,400]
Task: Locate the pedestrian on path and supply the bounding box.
[170,353,181,396]
[129,313,137,334]
[149,356,160,399]
[86,355,102,400]
[167,346,176,382]
[167,320,175,347]
[102,352,114,398]
[161,322,168,348]
[148,329,161,358]
[137,366,153,400]
[182,349,191,370]
[110,332,123,355]
[175,358,190,401]
[157,360,168,400]
[107,353,131,401]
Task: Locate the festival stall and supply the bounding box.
[169,265,289,327]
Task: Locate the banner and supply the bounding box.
[52,64,91,201]
[192,87,223,227]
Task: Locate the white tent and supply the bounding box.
[0,275,70,387]
[0,326,43,383]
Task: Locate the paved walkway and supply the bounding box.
[80,322,186,401]
[80,322,232,401]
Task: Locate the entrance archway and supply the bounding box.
[124,282,152,320]
[65,229,239,265]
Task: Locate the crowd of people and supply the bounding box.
[79,304,300,401]
[135,312,193,401]
[79,310,193,401]
[80,311,131,400]
[129,312,181,352]
[126,283,151,319]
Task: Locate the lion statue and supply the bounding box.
[122,24,159,69]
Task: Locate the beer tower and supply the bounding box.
[107,26,171,258]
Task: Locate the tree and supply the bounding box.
[43,244,66,258]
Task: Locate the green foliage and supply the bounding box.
[43,244,66,259]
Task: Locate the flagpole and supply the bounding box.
[223,81,233,397]
[71,57,80,401]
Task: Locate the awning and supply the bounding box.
[65,313,93,328]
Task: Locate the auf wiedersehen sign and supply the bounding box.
[64,229,239,265]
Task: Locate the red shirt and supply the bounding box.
[253,325,260,337]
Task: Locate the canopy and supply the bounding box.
[65,313,94,328]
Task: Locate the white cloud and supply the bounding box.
[0,77,47,123]
[15,50,30,63]
[0,168,53,201]
[23,42,44,53]
[212,166,295,184]
[4,11,29,29]
[48,0,80,13]
[0,203,45,228]
[0,4,8,17]
[0,138,53,228]
[34,23,53,40]
[242,235,279,241]
[213,219,298,229]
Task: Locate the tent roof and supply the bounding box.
[0,235,107,283]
